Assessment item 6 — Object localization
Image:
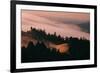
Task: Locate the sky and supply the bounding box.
[21,10,90,40]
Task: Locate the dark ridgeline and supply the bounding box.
[21,27,90,63]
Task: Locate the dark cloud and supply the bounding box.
[78,22,90,33]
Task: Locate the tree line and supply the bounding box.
[21,27,90,63]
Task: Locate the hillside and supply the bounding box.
[21,27,90,63]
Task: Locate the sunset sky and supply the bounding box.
[21,10,90,40]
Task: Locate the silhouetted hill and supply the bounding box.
[21,27,90,63]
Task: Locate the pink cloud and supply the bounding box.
[21,10,90,40]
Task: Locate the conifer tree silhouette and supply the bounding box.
[21,27,90,63]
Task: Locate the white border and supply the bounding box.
[16,4,95,69]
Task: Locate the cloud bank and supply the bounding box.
[21,10,90,40]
